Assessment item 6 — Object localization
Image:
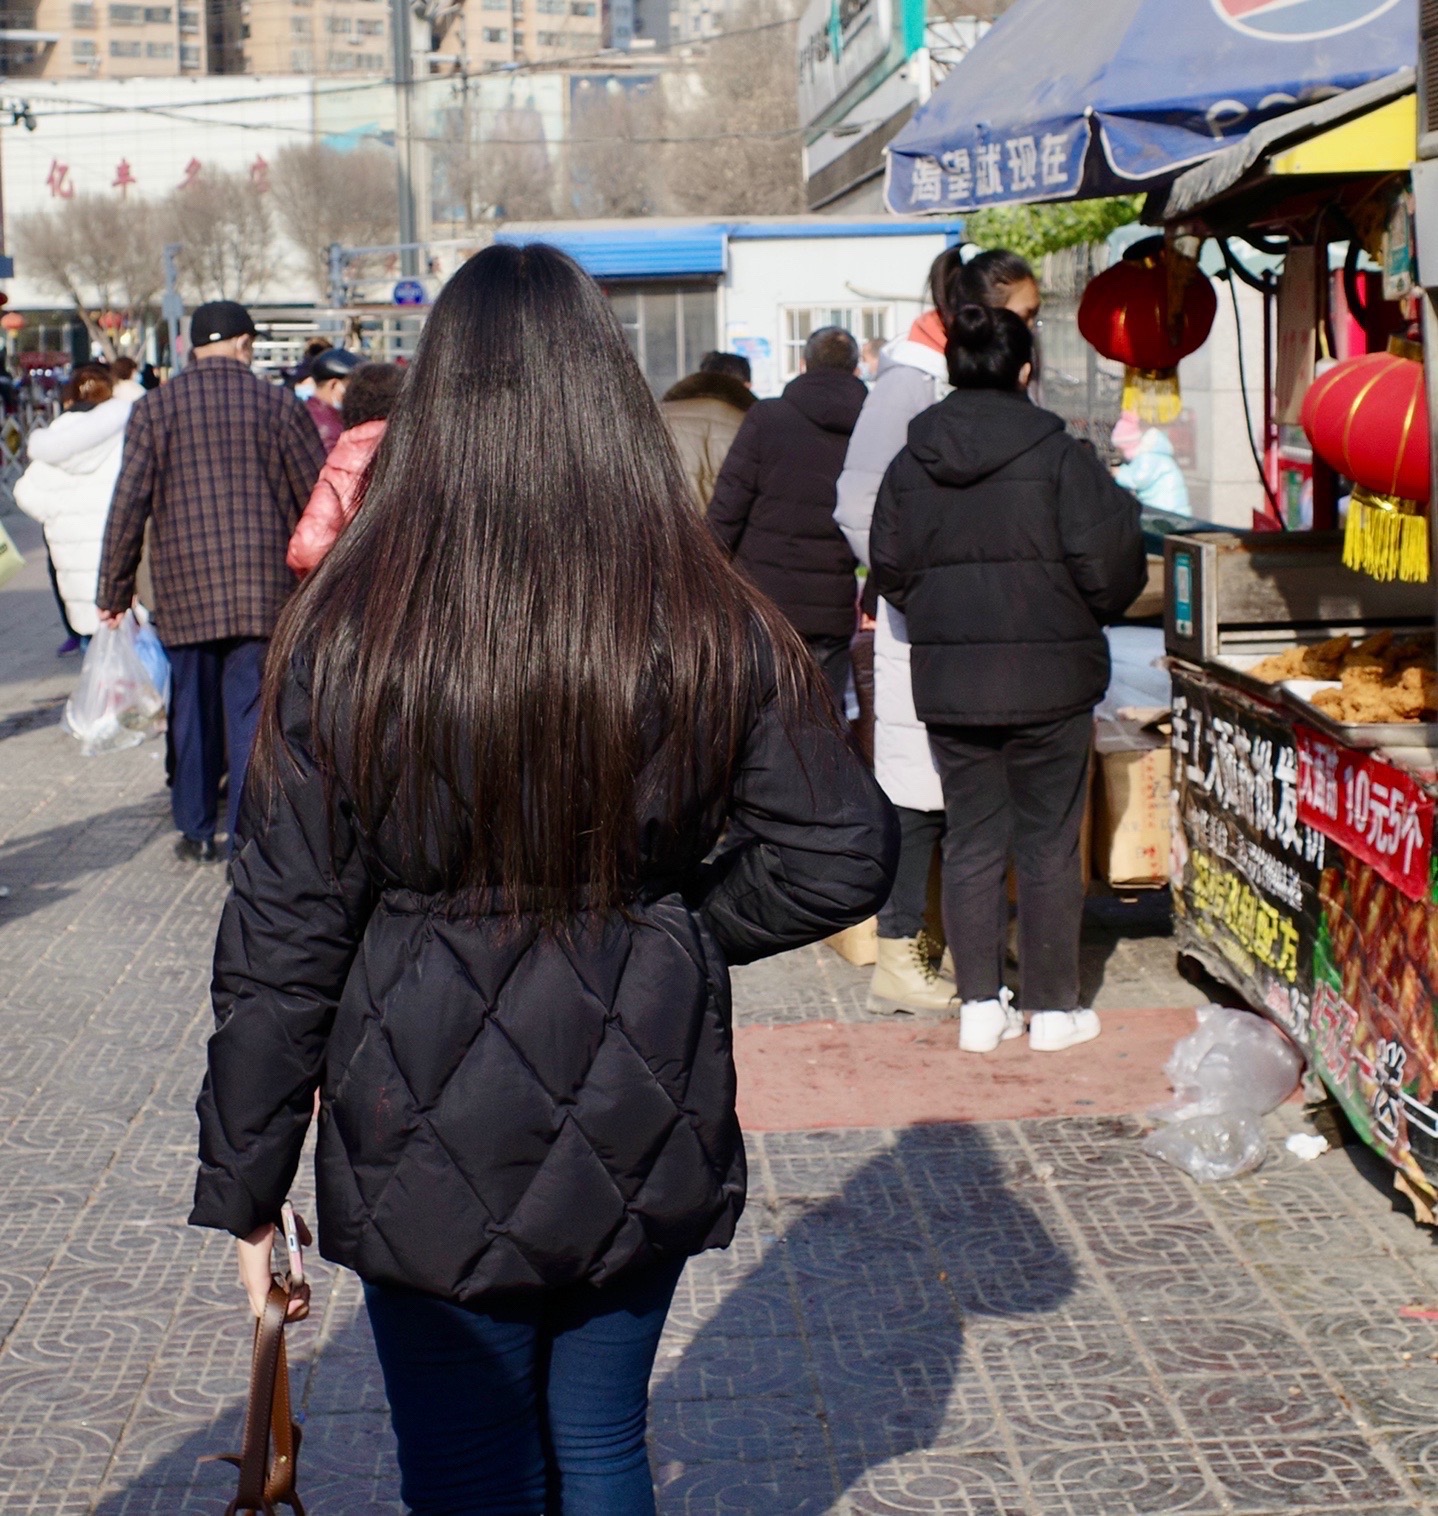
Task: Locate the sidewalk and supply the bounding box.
[5,508,1438,1515]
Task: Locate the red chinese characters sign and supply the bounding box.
[1296,726,1434,900]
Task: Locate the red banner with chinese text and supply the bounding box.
[1296,727,1434,901]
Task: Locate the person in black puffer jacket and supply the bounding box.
[871,303,1144,1058]
[190,244,896,1516]
[707,326,868,707]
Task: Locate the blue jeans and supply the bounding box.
[364,1258,685,1516]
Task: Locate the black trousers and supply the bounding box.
[805,633,852,714]
[929,711,1091,1011]
[878,804,944,940]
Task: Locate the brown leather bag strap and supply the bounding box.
[208,1279,308,1516]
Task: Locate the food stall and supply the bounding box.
[1151,72,1438,1215]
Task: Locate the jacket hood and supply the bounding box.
[782,369,867,435]
[907,389,1065,487]
[1135,427,1175,459]
[879,338,948,385]
[662,371,756,412]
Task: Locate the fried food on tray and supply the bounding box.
[1267,632,1438,723]
[1249,636,1352,683]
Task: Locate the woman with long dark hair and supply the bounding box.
[189,243,895,1515]
[871,304,1143,1054]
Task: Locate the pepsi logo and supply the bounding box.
[1211,0,1401,40]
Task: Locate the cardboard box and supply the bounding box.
[1093,717,1171,889]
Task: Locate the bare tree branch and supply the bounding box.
[163,170,277,304]
[269,143,400,298]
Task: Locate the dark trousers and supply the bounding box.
[878,804,944,940]
[805,633,852,714]
[364,1257,685,1516]
[929,711,1092,1011]
[45,549,79,639]
[166,637,267,846]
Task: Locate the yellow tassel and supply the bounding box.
[1344,487,1431,584]
[1122,366,1183,425]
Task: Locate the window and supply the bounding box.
[290,14,307,32]
[143,5,171,20]
[356,50,382,64]
[481,24,505,38]
[108,4,142,21]
[570,3,596,15]
[325,45,354,65]
[356,17,381,33]
[70,3,95,25]
[145,38,172,52]
[179,6,199,25]
[536,29,561,43]
[289,43,312,66]
[605,284,717,399]
[109,36,142,52]
[72,36,98,55]
[781,304,892,380]
[324,15,350,32]
[536,0,563,13]
[180,39,200,62]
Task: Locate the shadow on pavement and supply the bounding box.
[650,1124,1075,1511]
[0,798,170,923]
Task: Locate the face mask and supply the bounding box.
[295,378,315,401]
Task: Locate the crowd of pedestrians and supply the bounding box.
[11,239,1149,1513]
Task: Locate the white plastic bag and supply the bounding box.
[1143,1005,1302,1182]
[63,612,166,757]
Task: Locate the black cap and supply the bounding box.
[190,300,257,349]
[310,348,364,384]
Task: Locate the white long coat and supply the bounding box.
[834,338,949,812]
[13,397,133,636]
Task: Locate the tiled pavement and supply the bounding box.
[5,507,1438,1514]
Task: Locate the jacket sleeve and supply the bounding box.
[866,463,909,612]
[1057,441,1148,625]
[834,368,932,568]
[287,471,346,576]
[190,665,375,1238]
[698,653,898,965]
[279,399,329,530]
[95,401,156,615]
[705,407,763,556]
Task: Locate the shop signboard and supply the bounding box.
[1174,667,1438,1197]
[795,0,923,134]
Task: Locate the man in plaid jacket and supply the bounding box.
[97,301,327,862]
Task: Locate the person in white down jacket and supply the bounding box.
[15,364,134,641]
[834,247,1041,1018]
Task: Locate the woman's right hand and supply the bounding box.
[236,1220,312,1320]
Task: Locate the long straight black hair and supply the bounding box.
[257,242,816,920]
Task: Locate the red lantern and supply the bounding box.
[1077,251,1217,423]
[98,310,124,333]
[1302,350,1431,583]
[0,313,24,334]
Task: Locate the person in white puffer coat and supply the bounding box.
[14,365,134,640]
[835,248,1041,1016]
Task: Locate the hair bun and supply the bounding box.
[950,303,996,350]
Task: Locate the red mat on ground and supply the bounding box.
[734,1009,1198,1131]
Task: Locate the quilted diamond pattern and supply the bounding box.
[317,902,744,1298]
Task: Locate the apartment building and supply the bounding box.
[0,0,205,76]
[428,0,603,74]
[225,0,389,75]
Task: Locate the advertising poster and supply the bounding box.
[1172,669,1438,1195]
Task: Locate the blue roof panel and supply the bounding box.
[494,226,727,279]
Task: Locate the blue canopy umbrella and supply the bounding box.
[885,0,1415,215]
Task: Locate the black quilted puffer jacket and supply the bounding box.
[190,647,896,1303]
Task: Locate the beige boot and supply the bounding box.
[869,932,958,1017]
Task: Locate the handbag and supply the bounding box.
[0,520,25,592]
[203,1276,311,1515]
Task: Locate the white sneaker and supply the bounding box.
[1029,1009,1101,1052]
[958,988,1024,1053]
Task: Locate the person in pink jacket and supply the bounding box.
[287,362,404,575]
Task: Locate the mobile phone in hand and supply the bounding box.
[280,1201,305,1284]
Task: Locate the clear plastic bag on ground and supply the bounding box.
[1143,1005,1302,1182]
[1143,1113,1267,1182]
[63,611,166,757]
